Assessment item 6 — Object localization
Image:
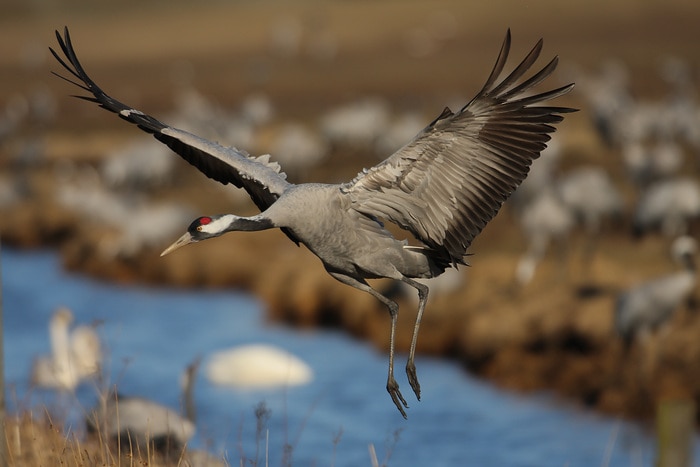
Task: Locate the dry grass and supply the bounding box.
[3,411,210,467]
[5,411,133,467]
[2,401,402,466]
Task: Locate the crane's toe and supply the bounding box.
[387,377,409,419]
[406,361,421,401]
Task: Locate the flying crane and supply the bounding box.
[51,27,574,417]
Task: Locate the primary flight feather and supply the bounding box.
[51,27,575,418]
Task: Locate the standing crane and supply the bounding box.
[51,27,574,418]
[86,358,200,460]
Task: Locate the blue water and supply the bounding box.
[2,247,698,466]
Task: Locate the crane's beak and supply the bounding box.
[160,232,195,257]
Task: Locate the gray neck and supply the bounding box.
[182,360,199,423]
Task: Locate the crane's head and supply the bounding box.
[53,307,74,326]
[161,213,274,256]
[160,215,228,257]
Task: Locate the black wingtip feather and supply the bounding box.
[479,29,512,95]
[488,37,543,97]
[50,27,170,135]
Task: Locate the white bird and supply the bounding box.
[51,28,574,417]
[319,97,391,149]
[57,178,194,258]
[101,202,195,260]
[31,307,102,391]
[101,138,175,190]
[621,138,684,188]
[239,93,274,127]
[556,166,624,234]
[633,177,700,237]
[615,236,697,348]
[576,60,633,147]
[267,123,329,181]
[515,188,575,286]
[86,358,200,459]
[205,344,313,388]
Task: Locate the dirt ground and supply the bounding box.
[2,0,700,424]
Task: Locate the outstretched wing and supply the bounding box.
[342,29,576,265]
[50,27,292,213]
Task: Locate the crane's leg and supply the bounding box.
[327,271,409,418]
[400,277,429,401]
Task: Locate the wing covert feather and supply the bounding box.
[342,29,575,264]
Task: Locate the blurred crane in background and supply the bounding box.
[632,177,700,238]
[515,187,574,286]
[615,236,697,348]
[513,164,622,288]
[86,358,201,461]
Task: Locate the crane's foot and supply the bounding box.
[406,360,421,401]
[387,377,409,419]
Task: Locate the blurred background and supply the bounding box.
[1,0,700,465]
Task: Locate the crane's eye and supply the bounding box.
[193,216,212,233]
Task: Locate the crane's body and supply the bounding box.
[183,183,446,280]
[616,272,695,338]
[51,27,574,417]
